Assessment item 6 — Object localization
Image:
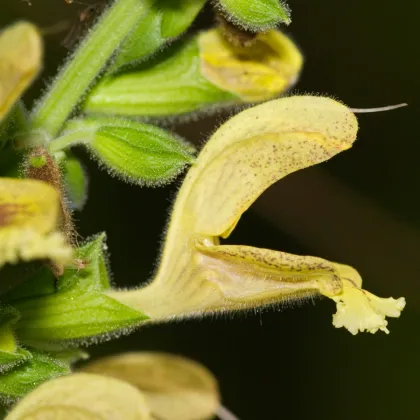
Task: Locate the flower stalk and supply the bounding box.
[30,0,153,137]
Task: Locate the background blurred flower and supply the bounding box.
[6,352,221,420]
[0,178,72,268]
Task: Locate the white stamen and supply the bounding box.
[349,103,407,113]
[217,405,241,420]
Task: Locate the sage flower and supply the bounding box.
[107,95,405,335]
[6,352,220,420]
[0,178,72,267]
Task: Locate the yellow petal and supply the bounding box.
[199,29,302,101]
[0,229,72,267]
[0,178,72,266]
[196,243,343,304]
[82,352,220,420]
[0,178,58,233]
[6,373,151,420]
[0,22,42,121]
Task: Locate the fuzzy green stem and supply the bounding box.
[48,131,93,153]
[30,0,152,137]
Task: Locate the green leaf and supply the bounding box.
[0,351,69,402]
[62,153,88,211]
[15,292,147,343]
[217,0,291,30]
[54,117,196,185]
[84,39,237,117]
[112,0,206,72]
[13,235,149,343]
[57,233,109,293]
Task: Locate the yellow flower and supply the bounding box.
[199,28,302,102]
[6,352,221,420]
[106,95,405,335]
[0,178,72,267]
[0,22,42,122]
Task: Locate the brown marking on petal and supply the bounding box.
[0,203,29,226]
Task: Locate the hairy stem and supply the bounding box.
[30,0,152,137]
[48,131,93,153]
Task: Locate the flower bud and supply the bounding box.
[84,28,302,117]
[55,117,195,185]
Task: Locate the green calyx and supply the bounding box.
[84,38,236,117]
[217,0,291,31]
[112,0,207,72]
[50,117,196,186]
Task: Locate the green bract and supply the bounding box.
[217,0,291,31]
[51,117,195,185]
[112,0,206,72]
[4,235,148,344]
[84,39,237,117]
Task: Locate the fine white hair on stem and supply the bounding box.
[217,405,241,420]
[349,103,408,113]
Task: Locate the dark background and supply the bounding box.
[2,1,419,419]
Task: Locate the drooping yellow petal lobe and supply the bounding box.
[0,178,72,267]
[107,95,405,335]
[82,352,220,420]
[327,265,406,335]
[199,29,302,102]
[5,373,152,420]
[0,22,42,121]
